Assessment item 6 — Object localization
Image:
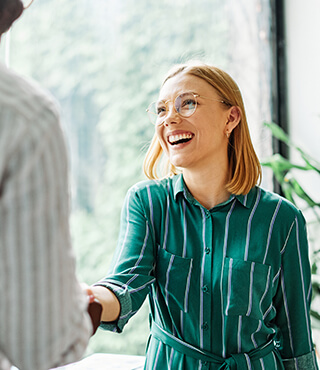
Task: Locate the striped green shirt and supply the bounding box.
[97,174,318,369]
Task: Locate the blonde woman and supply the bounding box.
[90,62,317,369]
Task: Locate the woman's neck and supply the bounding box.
[182,163,231,210]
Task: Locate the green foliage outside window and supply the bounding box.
[3,0,230,356]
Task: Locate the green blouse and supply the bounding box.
[97,174,318,369]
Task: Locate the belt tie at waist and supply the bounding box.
[151,322,278,369]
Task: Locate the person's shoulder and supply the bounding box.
[125,177,176,214]
[0,63,60,123]
[129,177,172,194]
[257,186,304,220]
[127,177,176,204]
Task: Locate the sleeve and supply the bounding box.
[95,185,156,333]
[0,109,92,369]
[273,210,319,369]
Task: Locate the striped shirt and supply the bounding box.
[97,174,318,369]
[0,63,92,370]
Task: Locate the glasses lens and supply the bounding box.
[147,101,167,125]
[175,93,197,117]
[147,102,160,125]
[147,92,197,125]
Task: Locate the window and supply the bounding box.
[1,0,273,356]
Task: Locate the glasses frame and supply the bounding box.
[22,0,35,9]
[146,92,226,126]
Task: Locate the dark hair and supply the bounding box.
[0,0,7,12]
[0,0,23,34]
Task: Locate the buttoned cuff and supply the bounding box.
[282,350,319,369]
[94,281,132,333]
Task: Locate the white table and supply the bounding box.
[53,354,145,370]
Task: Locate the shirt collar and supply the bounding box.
[173,173,256,209]
[173,174,185,200]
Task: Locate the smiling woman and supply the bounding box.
[152,71,238,203]
[144,63,261,198]
[90,62,318,369]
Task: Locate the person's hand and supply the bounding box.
[81,283,96,304]
[81,283,102,335]
[82,285,120,323]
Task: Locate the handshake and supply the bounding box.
[82,284,103,335]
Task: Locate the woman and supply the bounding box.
[89,62,318,369]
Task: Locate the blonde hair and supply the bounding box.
[143,62,262,195]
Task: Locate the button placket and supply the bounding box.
[202,285,209,293]
[201,322,209,331]
[200,214,213,350]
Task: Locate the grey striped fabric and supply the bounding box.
[0,63,92,370]
[97,174,318,369]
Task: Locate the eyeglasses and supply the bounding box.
[146,92,226,126]
[21,0,35,9]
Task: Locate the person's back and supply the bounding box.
[0,2,94,368]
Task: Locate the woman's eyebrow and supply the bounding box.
[157,91,199,103]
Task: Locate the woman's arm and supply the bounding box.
[274,210,318,369]
[92,184,157,333]
[88,286,121,322]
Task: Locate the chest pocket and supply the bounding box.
[156,248,193,313]
[223,257,272,321]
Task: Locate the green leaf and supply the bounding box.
[299,152,320,174]
[281,182,296,205]
[264,122,291,145]
[285,174,320,208]
[261,154,309,173]
[264,122,320,173]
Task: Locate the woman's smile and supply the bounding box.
[167,131,194,146]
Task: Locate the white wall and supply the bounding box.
[286,0,320,357]
[285,0,320,202]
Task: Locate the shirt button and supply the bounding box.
[202,285,209,293]
[201,322,209,331]
[205,247,211,254]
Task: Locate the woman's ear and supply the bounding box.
[227,106,241,128]
[225,106,241,137]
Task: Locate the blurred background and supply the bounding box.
[1,0,319,360]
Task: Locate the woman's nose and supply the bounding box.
[164,105,181,126]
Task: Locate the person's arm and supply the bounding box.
[86,285,120,322]
[273,210,318,369]
[0,107,92,369]
[92,183,157,333]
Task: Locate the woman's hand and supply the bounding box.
[88,285,121,323]
[81,283,121,323]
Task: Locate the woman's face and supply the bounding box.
[156,73,235,172]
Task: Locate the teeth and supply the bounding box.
[168,133,193,144]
